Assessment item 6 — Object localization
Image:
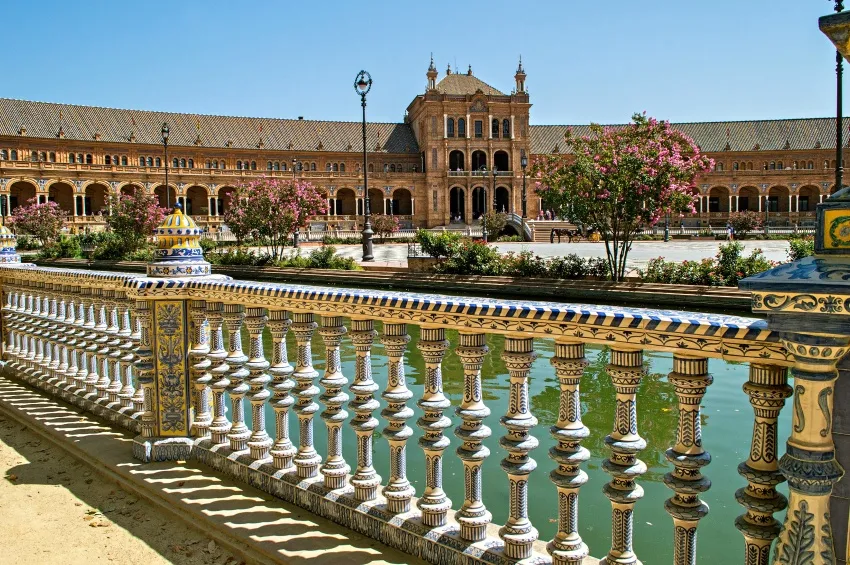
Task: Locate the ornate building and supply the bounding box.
[0,58,847,233]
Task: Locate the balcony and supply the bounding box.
[0,251,844,564]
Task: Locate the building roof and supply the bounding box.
[530,117,850,155]
[0,98,419,154]
[434,74,505,96]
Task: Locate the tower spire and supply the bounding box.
[515,55,527,93]
[427,53,438,90]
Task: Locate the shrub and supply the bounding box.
[788,236,815,261]
[727,211,763,238]
[638,241,776,286]
[15,235,41,250]
[371,214,400,243]
[321,236,363,245]
[497,235,523,242]
[481,211,508,236]
[10,198,67,246]
[502,251,548,277]
[92,233,128,260]
[435,239,503,276]
[414,230,463,259]
[38,235,82,259]
[547,254,590,279]
[199,238,217,254]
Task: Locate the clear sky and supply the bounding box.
[4,0,845,126]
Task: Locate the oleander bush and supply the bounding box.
[639,241,776,286]
[787,236,815,261]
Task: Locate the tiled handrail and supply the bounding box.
[0,264,795,565]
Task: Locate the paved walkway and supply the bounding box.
[0,375,419,565]
[279,240,791,270]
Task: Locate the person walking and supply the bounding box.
[726,222,734,241]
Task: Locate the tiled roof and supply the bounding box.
[0,98,419,154]
[435,74,505,96]
[530,118,850,155]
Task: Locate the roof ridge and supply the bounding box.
[0,97,406,126]
[532,117,843,128]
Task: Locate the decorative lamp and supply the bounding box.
[147,203,211,277]
[0,224,21,264]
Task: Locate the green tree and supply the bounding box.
[533,113,713,281]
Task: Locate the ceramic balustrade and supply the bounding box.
[0,265,810,565]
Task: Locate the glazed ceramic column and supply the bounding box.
[318,315,349,489]
[268,310,296,470]
[64,286,82,390]
[101,289,122,406]
[52,286,69,384]
[735,363,791,565]
[349,318,381,501]
[188,300,212,438]
[245,307,272,461]
[664,354,713,565]
[602,347,646,565]
[88,288,109,401]
[291,312,322,479]
[771,333,849,565]
[547,340,591,565]
[499,336,539,560]
[206,302,231,446]
[454,332,492,542]
[74,287,93,395]
[115,292,135,411]
[130,306,145,416]
[416,327,452,527]
[223,303,250,452]
[380,323,414,514]
[42,285,57,381]
[134,299,156,442]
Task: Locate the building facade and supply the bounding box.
[0,58,847,233]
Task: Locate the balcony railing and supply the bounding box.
[2,261,835,565]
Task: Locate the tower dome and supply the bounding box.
[146,203,211,277]
[0,224,21,264]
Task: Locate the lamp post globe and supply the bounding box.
[161,122,171,210]
[355,70,374,262]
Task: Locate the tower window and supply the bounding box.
[447,118,454,137]
[474,120,483,138]
[458,118,466,138]
[492,119,499,138]
[503,119,510,137]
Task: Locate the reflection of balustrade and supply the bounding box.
[3,262,841,565]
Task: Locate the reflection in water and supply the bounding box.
[223,320,790,563]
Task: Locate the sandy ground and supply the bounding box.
[0,415,240,565]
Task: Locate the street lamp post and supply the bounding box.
[837,0,845,195]
[292,158,297,180]
[492,166,498,212]
[480,165,488,243]
[355,70,374,262]
[161,123,171,209]
[664,212,670,242]
[521,155,528,240]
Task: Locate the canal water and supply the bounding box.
[227,322,790,563]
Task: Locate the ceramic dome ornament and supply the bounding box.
[147,203,211,277]
[0,224,22,264]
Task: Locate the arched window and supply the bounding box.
[326,163,332,172]
[140,157,146,166]
[113,155,119,164]
[747,162,753,170]
[0,150,7,160]
[715,163,723,172]
[310,163,316,171]
[397,163,403,172]
[251,161,257,170]
[147,157,153,167]
[213,160,218,169]
[86,154,93,164]
[121,156,127,166]
[503,119,510,138]
[808,161,814,169]
[777,161,783,170]
[220,161,225,170]
[281,163,287,171]
[333,163,338,172]
[458,118,466,138]
[237,160,243,170]
[30,151,37,162]
[274,161,280,171]
[339,163,345,172]
[105,155,112,165]
[188,159,194,168]
[155,157,161,167]
[447,118,455,137]
[39,151,47,161]
[825,160,830,169]
[180,158,187,168]
[733,162,739,171]
[389,164,396,172]
[268,161,274,170]
[206,160,212,168]
[173,158,179,168]
[492,118,499,138]
[49,152,56,162]
[769,161,775,170]
[10,150,17,161]
[368,163,374,172]
[69,153,76,164]
[78,153,84,163]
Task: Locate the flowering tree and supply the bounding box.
[224,177,326,259]
[371,214,400,243]
[534,113,713,281]
[9,198,67,246]
[106,189,167,252]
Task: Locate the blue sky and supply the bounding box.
[4,0,845,125]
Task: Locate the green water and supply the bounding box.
[227,323,790,563]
